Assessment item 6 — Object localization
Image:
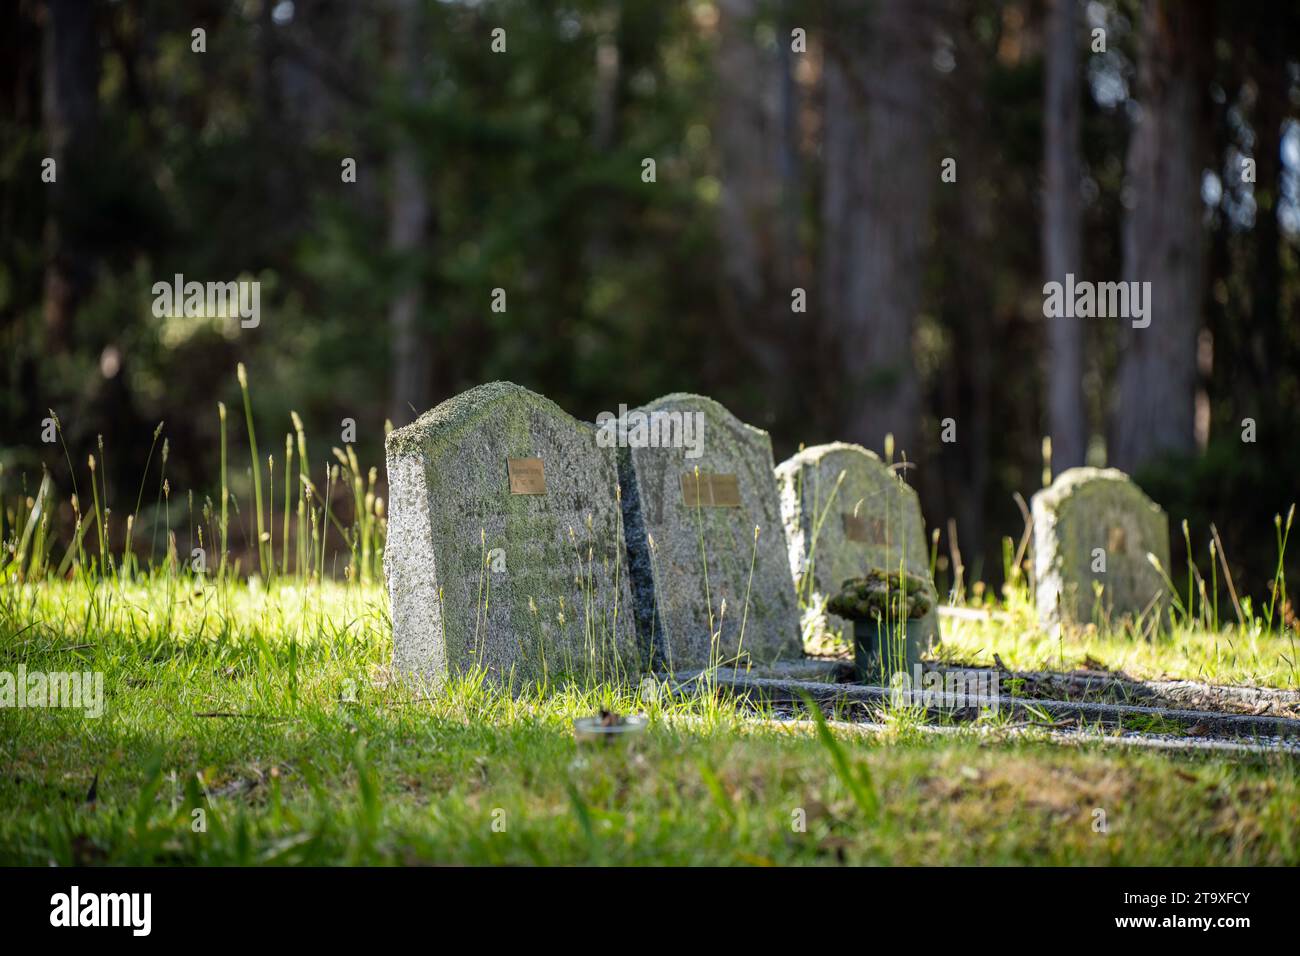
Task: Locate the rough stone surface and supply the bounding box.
[618,393,803,672]
[1032,467,1170,629]
[385,382,638,685]
[776,442,939,649]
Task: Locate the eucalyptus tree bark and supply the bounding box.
[591,3,621,154]
[939,9,995,581]
[42,0,101,354]
[1042,0,1086,471]
[583,3,622,278]
[715,0,803,432]
[386,0,432,427]
[1247,20,1284,412]
[820,0,940,461]
[1112,0,1209,472]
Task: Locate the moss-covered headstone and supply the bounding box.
[385,382,638,685]
[617,394,802,671]
[776,442,939,650]
[1031,467,1170,629]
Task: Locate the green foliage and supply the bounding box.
[2,0,1298,620]
[3,574,1298,865]
[804,693,880,818]
[828,569,937,621]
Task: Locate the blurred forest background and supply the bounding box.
[3,0,1299,601]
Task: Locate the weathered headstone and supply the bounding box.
[616,393,802,671]
[1032,467,1170,629]
[776,442,939,649]
[385,382,639,685]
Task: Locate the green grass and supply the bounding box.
[3,374,1297,865]
[935,583,1300,688]
[1,576,1297,866]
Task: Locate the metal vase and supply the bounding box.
[853,616,924,685]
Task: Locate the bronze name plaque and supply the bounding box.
[843,512,886,544]
[681,471,741,508]
[508,457,546,495]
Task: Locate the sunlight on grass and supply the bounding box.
[1,575,1297,865]
[935,581,1300,689]
[2,372,1297,865]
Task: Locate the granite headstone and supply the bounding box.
[385,382,639,684]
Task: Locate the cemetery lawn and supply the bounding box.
[1,578,1297,866]
[933,589,1300,689]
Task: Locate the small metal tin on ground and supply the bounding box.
[574,713,648,747]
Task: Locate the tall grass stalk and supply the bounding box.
[1209,539,1220,632]
[17,472,52,580]
[1146,552,1189,624]
[735,525,759,672]
[1266,504,1294,630]
[4,366,386,593]
[237,364,268,579]
[317,463,335,585]
[691,467,715,641]
[122,421,165,580]
[292,412,309,580]
[150,438,169,566]
[609,483,626,677]
[218,401,229,578]
[281,435,293,578]
[266,453,276,584]
[88,454,106,573]
[96,434,111,570]
[798,467,846,608]
[54,503,88,579]
[304,482,318,584]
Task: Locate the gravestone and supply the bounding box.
[385,382,639,685]
[617,393,802,671]
[1032,467,1170,629]
[776,442,939,649]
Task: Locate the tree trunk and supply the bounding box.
[1111,0,1209,472]
[1042,0,1086,470]
[1247,22,1284,417]
[715,0,802,432]
[820,1,939,461]
[941,7,995,586]
[42,0,101,354]
[386,0,431,427]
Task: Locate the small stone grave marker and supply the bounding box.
[385,382,638,685]
[776,442,940,649]
[1031,467,1170,629]
[617,393,803,671]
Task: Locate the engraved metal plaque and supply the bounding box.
[681,472,708,507]
[680,472,741,508]
[843,512,885,544]
[709,473,741,507]
[508,457,546,495]
[843,513,869,542]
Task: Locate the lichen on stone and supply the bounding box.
[1031,466,1170,629]
[386,381,638,686]
[828,569,936,621]
[619,392,803,671]
[775,441,940,650]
